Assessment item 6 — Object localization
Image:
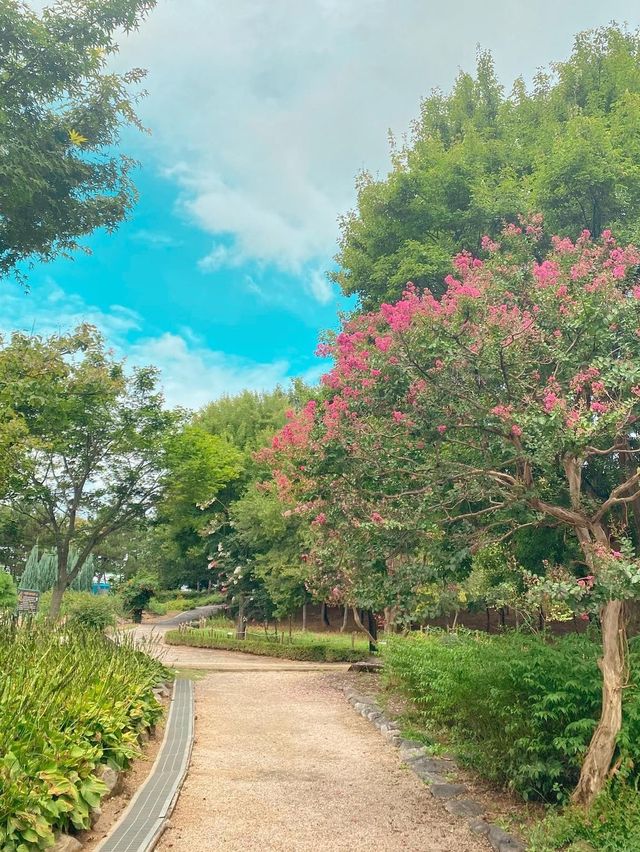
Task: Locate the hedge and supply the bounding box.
[165,629,369,662]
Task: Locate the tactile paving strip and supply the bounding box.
[97,678,194,852]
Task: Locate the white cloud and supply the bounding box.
[0,281,309,410]
[113,0,637,289]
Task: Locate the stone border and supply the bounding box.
[344,687,525,852]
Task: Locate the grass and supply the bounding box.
[166,617,371,662]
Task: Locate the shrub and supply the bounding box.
[0,620,167,849]
[66,594,117,630]
[38,590,122,623]
[383,630,640,803]
[120,573,157,621]
[165,628,369,663]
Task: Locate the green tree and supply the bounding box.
[0,0,156,277]
[0,324,176,617]
[335,26,640,310]
[274,222,640,805]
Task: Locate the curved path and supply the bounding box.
[135,630,489,852]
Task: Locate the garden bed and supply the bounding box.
[0,620,168,850]
[165,627,370,663]
[382,629,640,850]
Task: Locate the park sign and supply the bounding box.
[17,588,40,614]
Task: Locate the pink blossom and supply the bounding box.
[533,259,560,288]
[312,513,327,526]
[612,264,626,279]
[503,223,523,237]
[579,613,590,621]
[481,235,500,252]
[511,424,523,437]
[392,411,406,423]
[543,392,564,413]
[590,401,609,414]
[552,235,575,254]
[565,409,581,428]
[491,404,513,420]
[375,335,393,352]
[370,512,384,524]
[437,424,447,434]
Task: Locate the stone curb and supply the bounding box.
[343,686,526,852]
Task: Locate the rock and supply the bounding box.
[468,819,491,837]
[398,738,424,751]
[429,782,468,798]
[348,660,383,672]
[90,806,102,827]
[488,825,526,852]
[95,764,121,797]
[445,798,485,819]
[139,729,150,745]
[52,835,83,852]
[407,755,454,774]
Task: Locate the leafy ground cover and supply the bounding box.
[166,620,370,662]
[0,620,167,850]
[383,630,640,850]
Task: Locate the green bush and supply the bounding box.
[120,573,157,621]
[38,590,122,622]
[0,572,17,611]
[0,620,167,849]
[530,784,640,851]
[66,594,117,630]
[148,591,223,614]
[383,630,640,803]
[165,628,369,662]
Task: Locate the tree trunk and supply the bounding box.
[366,609,378,653]
[236,595,246,640]
[572,599,627,807]
[49,580,66,620]
[351,607,376,646]
[302,602,307,632]
[321,602,330,628]
[340,605,349,632]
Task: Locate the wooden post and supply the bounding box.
[236,594,246,640]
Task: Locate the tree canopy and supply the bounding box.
[0,0,156,277]
[334,26,640,310]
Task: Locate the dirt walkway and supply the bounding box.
[155,654,490,851]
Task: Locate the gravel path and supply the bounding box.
[156,664,490,852]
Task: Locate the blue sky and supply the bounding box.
[4,0,640,409]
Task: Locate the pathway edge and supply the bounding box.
[95,678,195,852]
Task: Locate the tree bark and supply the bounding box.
[367,609,378,653]
[236,595,246,640]
[572,598,627,807]
[302,602,307,632]
[321,601,330,628]
[340,605,349,632]
[49,580,66,620]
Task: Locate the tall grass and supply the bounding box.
[0,618,167,849]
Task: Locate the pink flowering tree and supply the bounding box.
[268,219,640,806]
